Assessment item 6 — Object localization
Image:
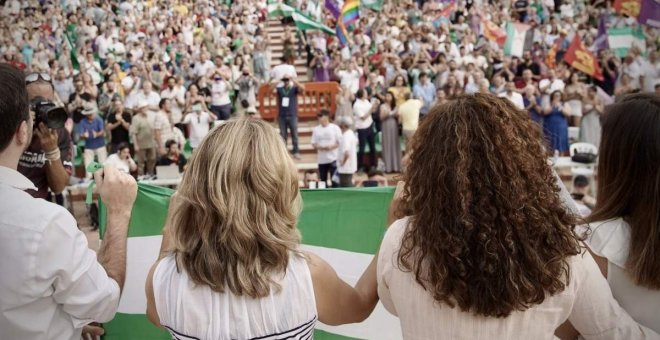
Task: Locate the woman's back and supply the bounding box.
[153,253,317,340]
[587,218,660,333]
[378,218,655,340]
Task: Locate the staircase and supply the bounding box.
[265,17,309,79]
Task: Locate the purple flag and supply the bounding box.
[592,14,609,52]
[325,0,341,18]
[638,0,660,28]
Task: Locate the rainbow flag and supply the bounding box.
[341,0,360,27]
[336,21,349,46]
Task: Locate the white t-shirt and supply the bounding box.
[311,123,342,165]
[271,64,297,81]
[104,153,135,174]
[194,60,215,78]
[338,130,358,174]
[134,91,162,117]
[539,78,566,94]
[160,87,185,124]
[585,218,660,333]
[337,69,362,94]
[210,80,231,106]
[499,91,525,110]
[353,99,374,130]
[182,112,212,148]
[95,35,111,59]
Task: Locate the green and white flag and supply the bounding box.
[503,22,533,58]
[362,0,384,11]
[607,27,646,58]
[292,11,336,35]
[99,185,401,340]
[268,1,296,17]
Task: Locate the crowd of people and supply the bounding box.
[0,0,659,338]
[3,61,659,339]
[1,0,657,182]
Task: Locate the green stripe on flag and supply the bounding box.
[607,27,646,58]
[100,184,174,239]
[102,313,170,340]
[99,185,398,340]
[315,329,363,339]
[268,2,296,17]
[298,187,393,254]
[292,10,336,35]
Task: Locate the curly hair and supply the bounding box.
[398,93,581,317]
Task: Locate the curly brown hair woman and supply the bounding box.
[377,93,657,339]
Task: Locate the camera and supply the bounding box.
[30,97,69,129]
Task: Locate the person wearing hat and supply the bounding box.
[76,101,107,180]
[336,116,358,187]
[130,99,157,177]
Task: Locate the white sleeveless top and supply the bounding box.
[153,252,317,340]
[586,218,660,333]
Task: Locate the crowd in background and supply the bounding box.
[1,0,658,182]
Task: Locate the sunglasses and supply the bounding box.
[25,72,52,84]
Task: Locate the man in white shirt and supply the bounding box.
[160,76,186,126]
[499,81,525,110]
[311,110,342,186]
[353,89,377,171]
[0,63,137,340]
[104,141,137,174]
[336,61,363,95]
[270,56,297,83]
[337,116,358,187]
[133,81,161,123]
[95,29,112,66]
[209,71,232,120]
[194,52,215,78]
[539,69,565,107]
[182,106,217,149]
[121,65,141,108]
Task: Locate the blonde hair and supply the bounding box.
[169,119,302,298]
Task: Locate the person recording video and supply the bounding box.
[18,72,74,204]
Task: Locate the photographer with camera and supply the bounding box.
[0,63,137,340]
[18,72,73,202]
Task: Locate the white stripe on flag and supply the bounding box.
[115,238,403,339]
[300,245,403,340]
[117,235,163,314]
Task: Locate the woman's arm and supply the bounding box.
[306,250,378,326]
[566,251,656,339]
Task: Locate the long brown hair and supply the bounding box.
[587,93,660,289]
[169,119,302,298]
[398,93,581,317]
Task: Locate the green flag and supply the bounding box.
[267,1,296,17]
[362,0,384,11]
[64,28,80,71]
[292,10,336,35]
[99,185,400,340]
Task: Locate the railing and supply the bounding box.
[257,81,340,120]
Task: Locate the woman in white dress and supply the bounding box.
[379,93,658,339]
[580,93,660,334]
[145,119,379,340]
[564,72,585,127]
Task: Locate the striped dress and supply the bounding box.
[153,253,317,340]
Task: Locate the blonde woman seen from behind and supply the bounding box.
[145,119,379,340]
